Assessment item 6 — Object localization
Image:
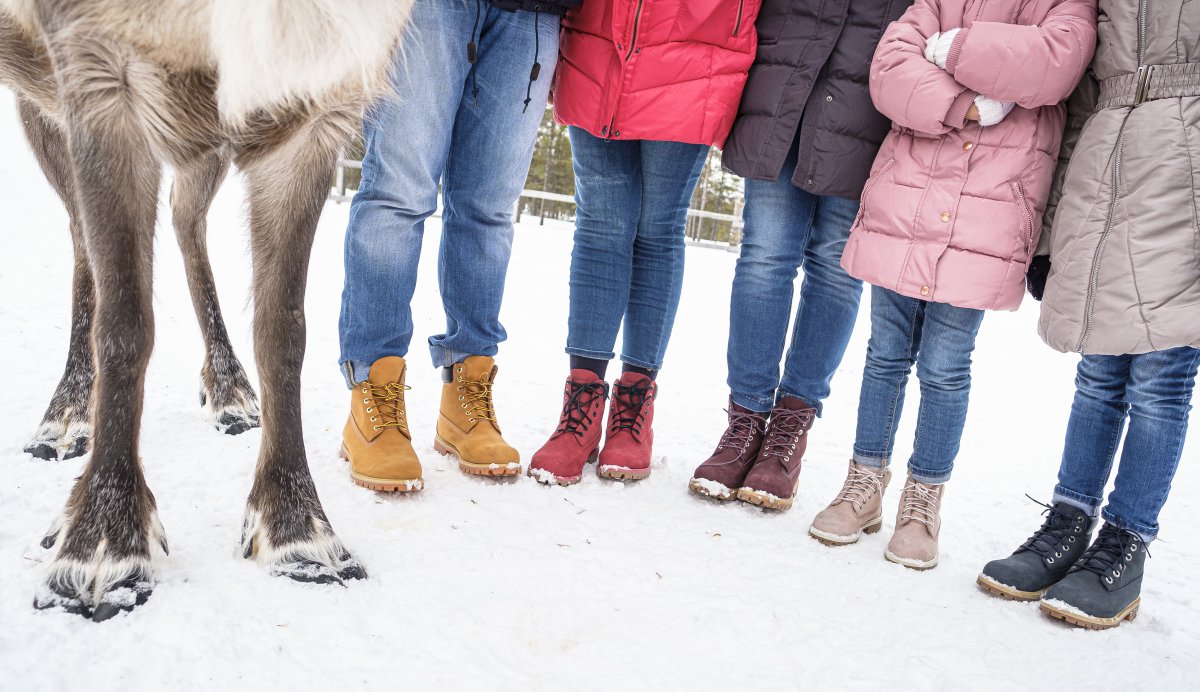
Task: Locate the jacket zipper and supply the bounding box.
[1078,0,1146,353]
[606,0,645,138]
[1012,180,1035,254]
[854,158,895,225]
[733,0,746,36]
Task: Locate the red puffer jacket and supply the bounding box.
[553,0,760,147]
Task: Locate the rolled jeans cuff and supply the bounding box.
[1052,486,1102,517]
[908,464,952,485]
[1101,509,1158,543]
[852,450,889,469]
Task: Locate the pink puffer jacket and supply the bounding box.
[840,0,1096,311]
[553,0,760,147]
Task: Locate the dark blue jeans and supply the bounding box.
[726,149,862,415]
[1053,347,1200,540]
[853,286,985,484]
[338,0,558,383]
[565,127,708,370]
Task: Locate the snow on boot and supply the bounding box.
[736,397,816,510]
[597,373,656,481]
[884,476,944,569]
[529,370,609,486]
[435,356,521,476]
[977,501,1096,601]
[689,400,768,501]
[340,356,423,492]
[809,462,891,545]
[1040,523,1147,630]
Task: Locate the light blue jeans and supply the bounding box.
[338,0,558,384]
[726,146,862,415]
[565,127,709,370]
[852,286,985,484]
[1053,347,1200,540]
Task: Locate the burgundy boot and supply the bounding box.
[528,370,609,486]
[689,400,768,501]
[597,372,656,481]
[736,397,817,510]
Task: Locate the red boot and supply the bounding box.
[529,370,609,486]
[597,373,656,481]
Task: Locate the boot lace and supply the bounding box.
[1018,496,1087,562]
[758,408,815,463]
[457,370,497,423]
[715,409,765,453]
[362,382,410,435]
[1076,524,1145,585]
[835,465,885,510]
[609,383,654,436]
[897,478,940,531]
[555,382,608,438]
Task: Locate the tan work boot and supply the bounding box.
[884,475,945,570]
[340,356,423,492]
[435,356,520,476]
[809,462,891,546]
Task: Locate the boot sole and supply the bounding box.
[976,573,1044,602]
[340,444,424,493]
[688,478,736,501]
[809,518,883,546]
[1040,597,1140,630]
[529,449,598,486]
[735,479,800,511]
[598,465,651,481]
[433,435,521,477]
[884,549,938,570]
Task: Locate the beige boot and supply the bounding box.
[340,356,423,492]
[435,356,520,476]
[884,475,944,569]
[809,462,891,546]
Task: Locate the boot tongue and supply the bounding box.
[459,355,496,381]
[615,372,653,388]
[367,356,406,385]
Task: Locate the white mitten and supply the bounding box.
[923,28,960,69]
[974,95,1017,126]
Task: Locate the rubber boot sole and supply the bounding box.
[976,573,1045,602]
[735,478,800,511]
[884,549,938,570]
[529,449,599,486]
[1040,597,1140,630]
[339,444,423,493]
[688,477,737,501]
[598,464,651,481]
[809,517,883,546]
[434,435,521,477]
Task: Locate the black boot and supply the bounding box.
[1040,523,1147,630]
[977,502,1096,600]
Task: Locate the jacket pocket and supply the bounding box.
[733,0,747,37]
[1012,180,1036,257]
[856,158,896,227]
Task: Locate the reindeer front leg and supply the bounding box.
[235,118,365,585]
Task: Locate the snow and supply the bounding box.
[2,94,1198,690]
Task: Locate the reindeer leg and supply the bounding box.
[18,97,95,461]
[33,50,167,621]
[171,152,260,435]
[235,117,364,585]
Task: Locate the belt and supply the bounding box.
[1097,62,1200,109]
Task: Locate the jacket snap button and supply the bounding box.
[920,286,930,296]
[940,211,952,222]
[825,95,833,102]
[805,177,814,185]
[963,142,974,151]
[613,131,621,137]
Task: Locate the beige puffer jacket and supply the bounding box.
[1039,0,1200,355]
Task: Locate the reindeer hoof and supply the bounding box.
[89,578,154,622]
[62,436,90,460]
[24,442,58,460]
[219,410,258,436]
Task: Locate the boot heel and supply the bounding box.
[862,519,883,535]
[433,437,454,458]
[586,449,600,464]
[338,444,350,462]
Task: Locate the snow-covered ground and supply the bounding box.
[1,96,1198,691]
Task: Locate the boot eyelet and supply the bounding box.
[1130,544,1138,551]
[469,418,476,422]
[1047,558,1055,564]
[1112,569,1120,577]
[1105,577,1113,584]
[1074,527,1082,533]
[1062,545,1070,552]
[1125,554,1133,561]
[366,407,373,413]
[370,416,377,422]
[373,425,382,431]
[1068,536,1076,543]
[363,398,370,404]
[458,395,464,400]
[1054,552,1061,558]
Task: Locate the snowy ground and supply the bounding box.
[1,96,1198,691]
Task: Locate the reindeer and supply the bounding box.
[0,0,414,621]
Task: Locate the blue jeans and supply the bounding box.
[1053,347,1200,540]
[565,127,708,370]
[852,286,985,484]
[726,151,862,415]
[338,0,558,384]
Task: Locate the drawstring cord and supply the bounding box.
[523,10,542,113]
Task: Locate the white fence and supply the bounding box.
[329,152,745,251]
